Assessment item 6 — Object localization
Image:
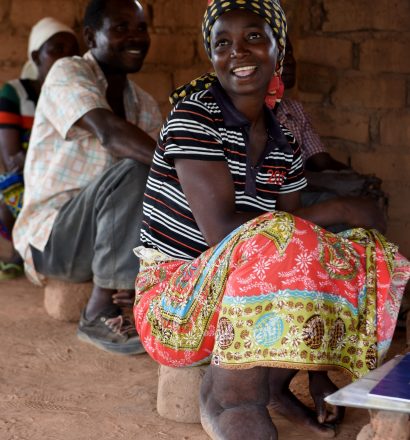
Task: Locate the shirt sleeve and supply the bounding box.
[133,86,163,140]
[297,102,327,160]
[280,134,307,194]
[40,57,111,140]
[163,96,225,162]
[0,82,21,130]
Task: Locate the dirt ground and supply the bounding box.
[0,277,406,440]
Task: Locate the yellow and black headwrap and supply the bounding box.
[170,0,287,106]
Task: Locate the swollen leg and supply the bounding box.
[200,365,277,440]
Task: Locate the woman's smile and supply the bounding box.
[231,65,258,78]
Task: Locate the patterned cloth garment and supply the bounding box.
[13,51,162,285]
[275,98,326,164]
[134,212,410,378]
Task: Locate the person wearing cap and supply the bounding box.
[133,0,410,438]
[13,0,162,355]
[0,17,79,280]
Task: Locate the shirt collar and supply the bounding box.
[83,50,138,124]
[83,50,108,91]
[209,81,292,154]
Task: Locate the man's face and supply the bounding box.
[88,0,150,74]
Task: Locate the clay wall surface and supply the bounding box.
[0,0,409,256]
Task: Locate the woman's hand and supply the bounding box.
[8,151,26,172]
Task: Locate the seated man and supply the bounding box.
[276,36,387,231]
[13,0,162,355]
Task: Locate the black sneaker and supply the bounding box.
[77,309,145,355]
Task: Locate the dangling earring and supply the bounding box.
[265,72,284,109]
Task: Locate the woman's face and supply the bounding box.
[34,32,79,81]
[210,9,278,100]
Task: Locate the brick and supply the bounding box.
[145,33,195,66]
[298,63,337,94]
[173,63,213,90]
[387,220,410,259]
[380,110,410,148]
[294,91,323,104]
[323,0,410,32]
[304,104,369,144]
[0,33,28,66]
[297,37,352,69]
[351,152,410,182]
[159,101,171,119]
[130,70,173,104]
[44,280,92,322]
[0,64,21,85]
[360,39,410,74]
[382,181,410,222]
[332,73,406,109]
[153,0,207,29]
[0,0,11,22]
[10,0,77,29]
[157,364,208,423]
[197,36,211,64]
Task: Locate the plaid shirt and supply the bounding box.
[13,51,162,285]
[275,97,326,164]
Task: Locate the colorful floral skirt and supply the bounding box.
[0,172,24,240]
[134,212,410,379]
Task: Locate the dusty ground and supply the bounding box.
[0,277,406,440]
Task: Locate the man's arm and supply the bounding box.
[75,108,156,166]
[305,152,350,172]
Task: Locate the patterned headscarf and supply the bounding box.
[170,0,287,107]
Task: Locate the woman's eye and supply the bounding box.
[115,24,127,32]
[248,32,262,40]
[214,39,229,49]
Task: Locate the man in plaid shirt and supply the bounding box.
[14,0,162,354]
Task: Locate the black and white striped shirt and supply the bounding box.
[140,83,307,260]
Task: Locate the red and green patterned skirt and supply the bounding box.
[134,212,410,379]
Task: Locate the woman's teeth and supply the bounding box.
[232,66,257,77]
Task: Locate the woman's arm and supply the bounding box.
[0,128,26,172]
[175,158,259,246]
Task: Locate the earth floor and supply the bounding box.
[0,277,406,440]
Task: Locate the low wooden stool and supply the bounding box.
[157,364,208,423]
[44,279,92,322]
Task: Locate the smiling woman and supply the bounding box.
[133,1,410,439]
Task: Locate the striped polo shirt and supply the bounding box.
[141,82,307,260]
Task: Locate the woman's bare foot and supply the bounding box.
[269,368,343,438]
[200,365,278,440]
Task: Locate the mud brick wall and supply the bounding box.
[0,0,409,257]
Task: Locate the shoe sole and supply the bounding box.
[77,329,146,355]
